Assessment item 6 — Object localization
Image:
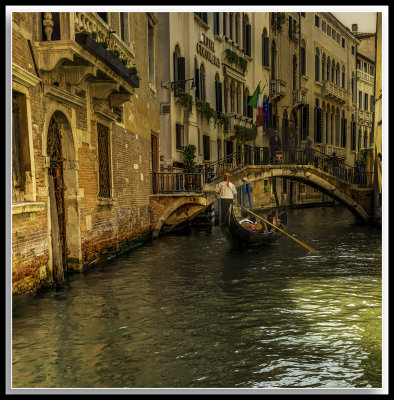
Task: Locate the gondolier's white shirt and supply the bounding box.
[215,181,237,199]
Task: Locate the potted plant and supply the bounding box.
[183,144,197,173]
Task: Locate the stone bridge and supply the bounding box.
[149,164,374,238]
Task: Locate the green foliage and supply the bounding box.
[180,91,194,118]
[219,113,231,133]
[238,56,248,73]
[196,99,217,126]
[128,66,141,80]
[183,144,197,173]
[264,185,271,193]
[234,124,257,143]
[108,48,121,59]
[358,147,373,166]
[225,49,239,65]
[225,49,248,73]
[272,12,286,32]
[98,40,109,49]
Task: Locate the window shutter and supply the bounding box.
[315,54,320,81]
[265,36,270,67]
[173,52,179,96]
[218,82,223,115]
[342,118,347,147]
[317,108,322,143]
[246,24,251,56]
[194,67,200,99]
[301,47,306,75]
[178,57,185,93]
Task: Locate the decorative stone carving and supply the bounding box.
[43,12,54,41]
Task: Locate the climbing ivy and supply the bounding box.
[234,124,257,143]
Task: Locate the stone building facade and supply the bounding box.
[11,11,160,294]
[157,12,271,171]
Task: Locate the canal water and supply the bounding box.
[11,205,383,390]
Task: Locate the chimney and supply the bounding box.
[352,24,358,33]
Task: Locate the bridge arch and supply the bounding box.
[228,166,373,223]
[151,196,208,238]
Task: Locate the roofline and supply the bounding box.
[321,12,361,44]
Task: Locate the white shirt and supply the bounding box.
[215,181,237,199]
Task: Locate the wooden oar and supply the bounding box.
[233,201,318,253]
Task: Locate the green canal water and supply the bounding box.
[11,205,383,390]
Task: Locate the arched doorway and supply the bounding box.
[46,110,82,281]
[47,116,67,279]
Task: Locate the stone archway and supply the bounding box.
[46,110,82,274]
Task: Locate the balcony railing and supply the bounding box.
[292,88,306,105]
[152,172,203,194]
[74,12,135,66]
[357,69,374,85]
[201,147,373,188]
[358,109,373,123]
[322,81,347,104]
[270,79,287,99]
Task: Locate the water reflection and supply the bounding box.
[12,205,382,388]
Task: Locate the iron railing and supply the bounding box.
[152,172,203,194]
[201,147,373,188]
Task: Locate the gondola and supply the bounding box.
[220,202,287,247]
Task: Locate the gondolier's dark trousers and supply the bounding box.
[220,198,233,227]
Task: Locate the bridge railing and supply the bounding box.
[202,147,373,188]
[152,172,203,194]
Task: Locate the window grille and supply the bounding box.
[97,123,111,198]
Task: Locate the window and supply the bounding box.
[176,123,184,150]
[195,12,207,24]
[215,76,223,116]
[12,91,32,202]
[342,38,345,48]
[315,14,320,28]
[148,22,155,84]
[301,40,306,75]
[322,21,326,32]
[173,48,185,97]
[262,29,269,67]
[223,13,227,36]
[120,12,126,42]
[301,105,309,140]
[199,64,206,101]
[214,12,220,35]
[314,47,320,81]
[370,95,374,112]
[332,29,336,40]
[364,93,369,111]
[351,45,355,55]
[245,21,252,56]
[327,25,331,37]
[336,34,340,44]
[359,91,363,109]
[203,135,210,161]
[97,123,111,198]
[301,12,306,18]
[370,66,374,76]
[342,67,345,89]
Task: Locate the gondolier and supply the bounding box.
[215,173,237,227]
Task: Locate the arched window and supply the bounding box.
[173,45,184,97]
[271,40,277,80]
[215,73,223,116]
[342,66,346,89]
[301,40,306,75]
[235,13,240,44]
[336,63,340,85]
[223,13,227,36]
[327,57,330,81]
[230,82,235,113]
[331,59,335,82]
[315,47,320,81]
[292,54,298,90]
[262,28,269,67]
[200,63,206,101]
[244,87,250,117]
[322,53,326,81]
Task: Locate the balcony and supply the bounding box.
[270,79,287,100]
[358,109,374,125]
[322,81,347,104]
[357,69,374,85]
[33,12,138,106]
[292,88,307,107]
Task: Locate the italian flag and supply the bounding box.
[255,92,263,127]
[248,84,263,127]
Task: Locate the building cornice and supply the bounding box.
[12,63,41,88]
